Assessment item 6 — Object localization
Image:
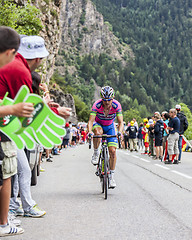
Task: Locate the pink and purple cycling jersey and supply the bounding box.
[91,99,122,126]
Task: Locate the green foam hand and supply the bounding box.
[14,86,66,149]
[0,94,25,149]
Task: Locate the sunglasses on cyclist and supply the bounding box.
[102,98,112,102]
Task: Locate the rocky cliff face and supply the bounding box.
[56,0,133,75]
[15,0,133,85]
[50,88,77,123]
[15,0,133,122]
[15,0,62,82]
[15,0,76,122]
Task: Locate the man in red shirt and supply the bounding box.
[0,27,34,117]
[0,35,48,99]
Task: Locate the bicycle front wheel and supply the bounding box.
[99,154,104,194]
[103,147,108,200]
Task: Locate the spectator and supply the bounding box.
[126,121,138,152]
[166,109,180,164]
[71,124,78,146]
[142,119,149,154]
[0,26,20,68]
[162,112,169,153]
[124,122,129,150]
[31,72,48,168]
[0,36,49,222]
[154,113,164,160]
[0,26,20,197]
[80,128,86,143]
[0,28,35,237]
[176,105,188,163]
[76,126,80,144]
[31,71,58,162]
[148,119,155,156]
[62,122,71,148]
[137,123,144,150]
[133,118,138,130]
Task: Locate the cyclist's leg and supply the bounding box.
[102,123,118,169]
[91,123,103,165]
[92,123,103,149]
[103,123,118,188]
[108,146,117,170]
[108,145,117,188]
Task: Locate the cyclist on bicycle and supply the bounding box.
[87,86,124,188]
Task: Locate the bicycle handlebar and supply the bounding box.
[92,134,117,138]
[88,134,122,149]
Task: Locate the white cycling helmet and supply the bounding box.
[100,86,114,99]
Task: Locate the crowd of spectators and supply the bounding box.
[122,105,189,165]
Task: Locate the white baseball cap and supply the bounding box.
[175,104,181,110]
[148,119,154,125]
[154,111,160,115]
[18,36,49,59]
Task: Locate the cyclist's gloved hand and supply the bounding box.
[14,86,66,149]
[88,132,94,138]
[117,131,122,137]
[117,131,123,140]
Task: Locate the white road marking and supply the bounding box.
[155,164,170,170]
[171,170,192,179]
[122,152,150,162]
[121,151,192,180]
[124,153,130,155]
[133,156,140,159]
[140,158,150,163]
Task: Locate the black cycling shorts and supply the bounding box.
[155,137,163,147]
[72,136,76,143]
[0,165,3,186]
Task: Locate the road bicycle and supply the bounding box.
[89,133,121,199]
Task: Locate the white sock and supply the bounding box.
[94,148,99,156]
[0,223,8,228]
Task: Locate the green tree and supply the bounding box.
[123,108,142,124]
[73,95,91,122]
[92,0,192,112]
[179,103,192,140]
[0,0,42,35]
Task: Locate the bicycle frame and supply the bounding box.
[90,134,117,199]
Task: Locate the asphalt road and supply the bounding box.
[2,145,192,240]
